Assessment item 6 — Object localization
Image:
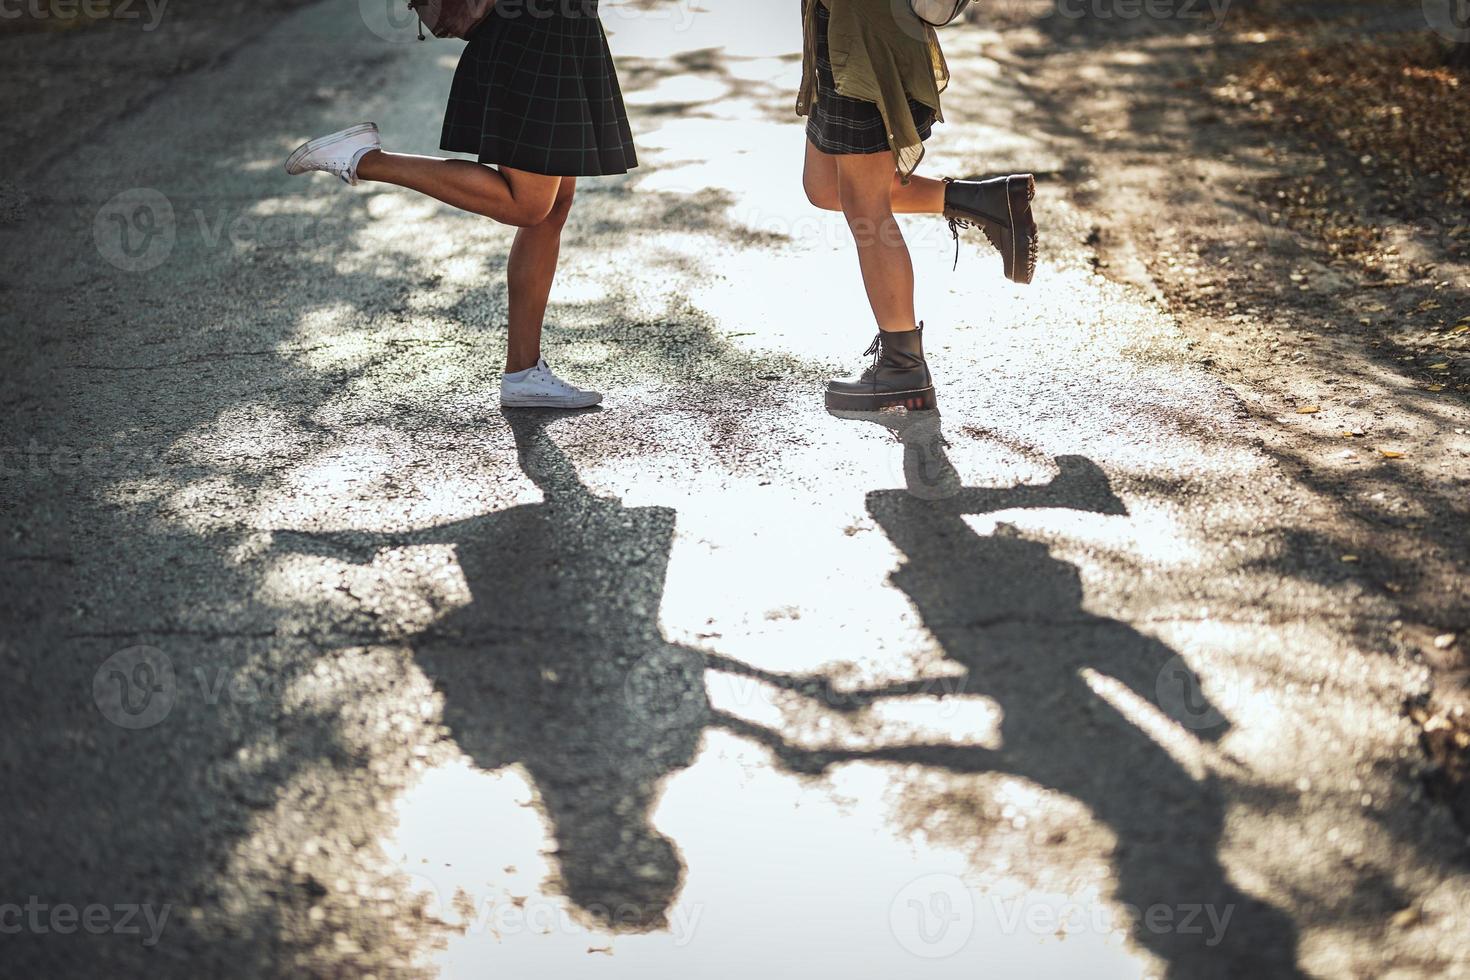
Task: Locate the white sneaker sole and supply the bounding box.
[284,123,379,177]
[500,393,604,409]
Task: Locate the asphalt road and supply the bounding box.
[3,1,1469,977]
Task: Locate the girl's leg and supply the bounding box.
[505,178,577,373]
[807,141,937,410]
[804,139,1038,285]
[890,174,947,215]
[355,151,564,228]
[834,150,918,333]
[803,141,944,215]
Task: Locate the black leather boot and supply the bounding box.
[825,326,936,412]
[943,173,1039,285]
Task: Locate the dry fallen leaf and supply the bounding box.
[1297,405,1321,414]
[1378,448,1406,459]
[1428,384,1447,392]
[1429,362,1451,370]
[1341,554,1360,562]
[1392,905,1423,930]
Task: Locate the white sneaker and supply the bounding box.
[500,358,604,409]
[285,123,380,186]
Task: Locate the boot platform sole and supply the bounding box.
[981,174,1038,286]
[825,385,937,412]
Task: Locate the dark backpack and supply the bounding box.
[408,0,497,39]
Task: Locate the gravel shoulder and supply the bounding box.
[986,0,1470,831]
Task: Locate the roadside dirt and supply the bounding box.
[977,1,1470,832]
[0,0,320,192]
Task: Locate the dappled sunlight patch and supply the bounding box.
[1082,668,1209,782]
[257,448,510,532]
[169,404,325,475]
[604,1,796,61]
[960,507,1165,559]
[364,191,443,226]
[157,475,255,529]
[887,767,1123,913]
[631,116,789,194]
[257,544,472,636]
[286,304,367,358]
[1142,621,1287,759]
[863,691,1004,750]
[655,479,929,668]
[621,73,730,108]
[373,757,631,972]
[268,444,397,508]
[883,776,1164,980]
[643,730,1157,975]
[542,269,617,307]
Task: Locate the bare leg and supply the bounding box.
[505,178,577,374]
[803,141,945,215]
[834,150,918,334]
[355,150,563,228]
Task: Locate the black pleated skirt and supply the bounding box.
[440,0,637,177]
[805,0,934,156]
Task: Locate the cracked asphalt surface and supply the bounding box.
[3,1,1470,976]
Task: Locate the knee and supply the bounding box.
[504,183,575,228]
[539,186,576,229]
[837,182,891,222]
[497,184,560,226]
[505,198,557,228]
[803,174,840,211]
[840,197,892,229]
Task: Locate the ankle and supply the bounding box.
[354,148,385,182]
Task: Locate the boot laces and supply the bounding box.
[855,334,883,384]
[946,218,968,272]
[943,177,966,271]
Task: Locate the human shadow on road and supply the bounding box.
[714,409,1303,978]
[275,409,707,931]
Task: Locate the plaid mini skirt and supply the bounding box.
[805,0,935,157]
[441,0,637,177]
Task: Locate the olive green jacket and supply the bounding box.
[797,0,950,177]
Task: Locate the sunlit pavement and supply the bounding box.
[7,0,1470,976]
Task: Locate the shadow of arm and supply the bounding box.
[707,653,970,713]
[710,709,1005,777]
